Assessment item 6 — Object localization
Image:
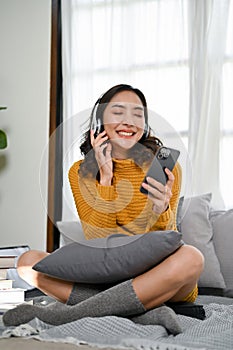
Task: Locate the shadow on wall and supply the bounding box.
[0,154,8,172]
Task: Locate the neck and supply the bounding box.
[111,147,129,160]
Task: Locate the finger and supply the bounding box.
[95,130,107,140]
[147,182,172,202]
[104,146,112,164]
[93,137,109,150]
[90,129,95,146]
[141,182,164,199]
[164,169,174,192]
[99,142,108,153]
[146,176,165,194]
[148,187,170,214]
[97,136,109,147]
[90,130,107,146]
[165,168,175,183]
[165,185,172,198]
[98,141,112,157]
[105,142,112,154]
[147,191,164,202]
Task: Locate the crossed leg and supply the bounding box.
[17,244,204,309]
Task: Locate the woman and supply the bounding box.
[70,84,181,240]
[67,84,203,306]
[3,84,204,328]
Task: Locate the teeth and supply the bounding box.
[118,131,134,136]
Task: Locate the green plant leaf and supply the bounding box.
[0,107,7,111]
[0,130,7,149]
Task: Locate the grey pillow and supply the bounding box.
[212,209,233,296]
[180,193,226,289]
[57,221,85,246]
[33,230,183,284]
[176,196,184,232]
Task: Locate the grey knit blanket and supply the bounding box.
[1,296,233,350]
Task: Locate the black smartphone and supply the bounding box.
[140,146,180,195]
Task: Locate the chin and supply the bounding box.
[112,138,137,150]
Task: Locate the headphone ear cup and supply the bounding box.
[143,124,150,138]
[96,118,101,135]
[91,119,95,134]
[91,117,101,135]
[91,101,100,135]
[91,96,104,135]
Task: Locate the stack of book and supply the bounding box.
[0,251,28,313]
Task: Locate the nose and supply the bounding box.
[122,109,134,126]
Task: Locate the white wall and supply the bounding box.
[0,0,51,250]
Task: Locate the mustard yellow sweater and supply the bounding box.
[69,158,182,240]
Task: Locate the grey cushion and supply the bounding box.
[176,196,184,232]
[180,193,226,289]
[57,221,85,246]
[33,230,183,284]
[212,209,233,296]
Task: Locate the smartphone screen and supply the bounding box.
[140,146,180,195]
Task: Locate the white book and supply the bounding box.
[0,245,30,269]
[0,288,25,303]
[0,279,13,289]
[0,269,8,279]
[0,245,30,256]
[0,255,16,269]
[0,245,34,291]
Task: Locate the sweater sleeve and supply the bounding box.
[148,162,182,231]
[68,161,118,239]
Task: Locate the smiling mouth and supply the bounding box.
[117,131,135,137]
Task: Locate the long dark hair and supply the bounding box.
[79,84,162,178]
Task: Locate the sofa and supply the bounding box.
[57,192,233,297]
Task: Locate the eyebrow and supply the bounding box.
[111,103,144,111]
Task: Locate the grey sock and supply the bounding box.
[67,282,113,305]
[130,305,182,335]
[3,279,145,326]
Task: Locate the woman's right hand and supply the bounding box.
[90,130,113,186]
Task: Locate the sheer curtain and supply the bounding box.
[61,0,232,221]
[188,0,230,209]
[221,1,233,209]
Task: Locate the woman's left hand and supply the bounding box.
[142,168,175,215]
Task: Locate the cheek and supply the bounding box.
[104,123,117,135]
[135,118,145,130]
[138,128,145,139]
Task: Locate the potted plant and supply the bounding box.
[0,107,7,149]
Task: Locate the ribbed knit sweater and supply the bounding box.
[68,158,182,240]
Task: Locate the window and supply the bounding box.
[62,0,233,215]
[70,0,189,139]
